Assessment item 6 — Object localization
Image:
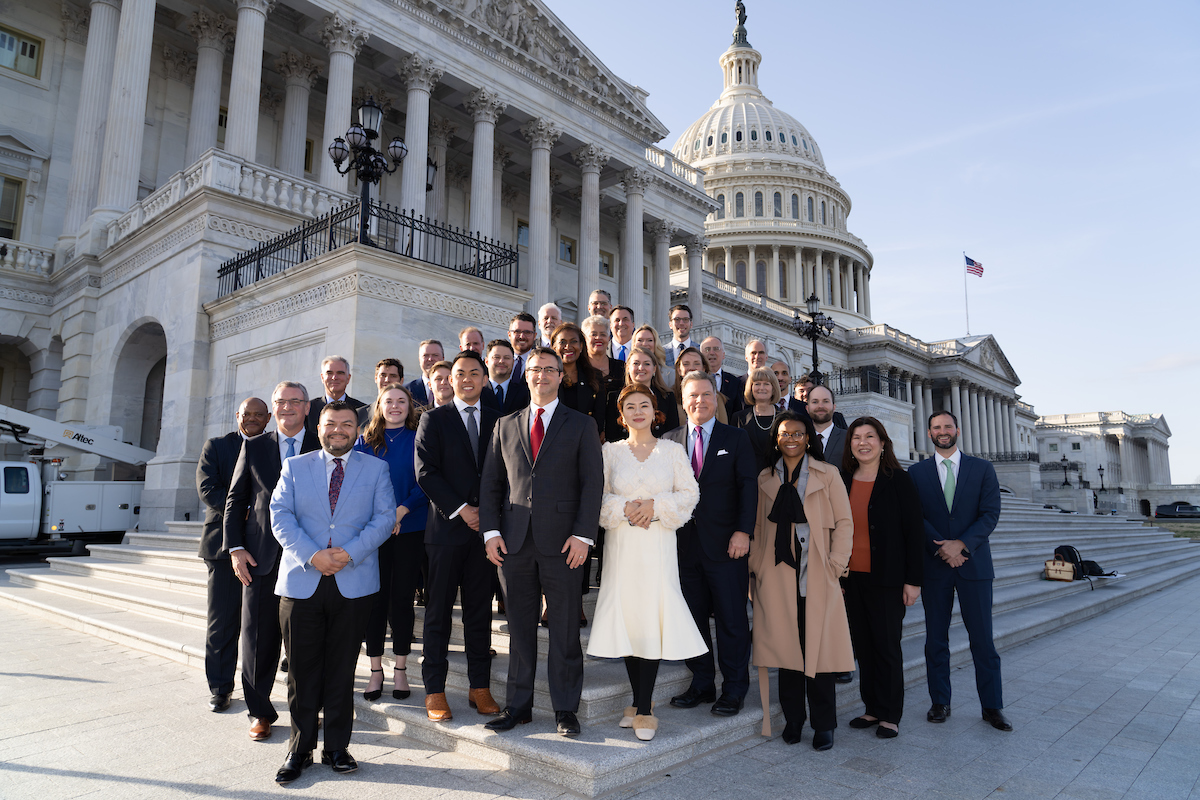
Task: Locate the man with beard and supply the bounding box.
[907,411,1009,732]
[806,386,845,466]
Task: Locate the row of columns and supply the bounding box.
[944,379,1020,457]
[1115,436,1170,487]
[710,244,871,315]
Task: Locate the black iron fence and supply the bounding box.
[216,200,519,297]
[825,368,909,402]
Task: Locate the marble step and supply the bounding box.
[84,543,204,569]
[43,553,206,596]
[124,531,202,551]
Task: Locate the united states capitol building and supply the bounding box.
[2,0,1174,526]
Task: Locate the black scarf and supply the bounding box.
[768,457,807,567]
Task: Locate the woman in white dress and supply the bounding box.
[588,383,707,741]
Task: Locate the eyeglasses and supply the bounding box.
[272,398,306,407]
[777,431,807,440]
[525,366,561,376]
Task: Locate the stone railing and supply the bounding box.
[705,216,870,252]
[643,145,702,187]
[0,238,53,277]
[848,323,959,355]
[107,149,354,248]
[711,274,797,317]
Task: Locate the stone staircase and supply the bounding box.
[1,498,1197,795]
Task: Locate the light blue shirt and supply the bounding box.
[687,415,718,464]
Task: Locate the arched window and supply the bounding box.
[773,192,782,217]
[791,194,799,219]
[754,191,763,216]
[821,201,826,224]
[807,197,814,222]
[764,130,772,142]
[780,131,786,144]
[721,131,728,144]
[735,130,743,142]
[756,260,767,293]
[735,192,745,217]
[706,135,713,146]
[716,194,725,220]
[826,268,834,301]
[716,262,726,279]
[750,129,758,141]
[735,260,747,288]
[693,139,700,151]
[802,139,809,151]
[779,261,788,296]
[791,135,798,146]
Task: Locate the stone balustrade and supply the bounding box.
[643,145,702,186]
[711,273,800,317]
[851,323,959,356]
[0,238,54,277]
[107,149,354,248]
[706,216,869,251]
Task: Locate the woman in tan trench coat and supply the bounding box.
[749,410,854,750]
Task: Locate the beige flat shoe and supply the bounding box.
[633,714,658,741]
[619,706,637,728]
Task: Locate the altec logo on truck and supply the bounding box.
[63,429,96,446]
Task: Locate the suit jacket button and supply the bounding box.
[329,524,335,529]
[526,496,532,502]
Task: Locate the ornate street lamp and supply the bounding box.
[1097,464,1106,493]
[327,96,408,244]
[1060,454,1071,487]
[791,293,836,386]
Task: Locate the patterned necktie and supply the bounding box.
[691,426,705,477]
[329,457,344,515]
[285,437,296,458]
[465,406,479,463]
[531,407,545,462]
[942,458,956,511]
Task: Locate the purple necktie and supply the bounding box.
[691,426,704,478]
[329,457,344,515]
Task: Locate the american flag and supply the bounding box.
[964,255,984,277]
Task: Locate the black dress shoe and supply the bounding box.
[812,729,834,751]
[710,694,744,717]
[555,710,581,737]
[848,716,879,729]
[781,722,803,745]
[834,671,854,684]
[670,686,717,708]
[485,707,533,731]
[208,693,231,712]
[927,703,951,723]
[275,751,312,784]
[876,725,899,739]
[982,708,1013,731]
[321,748,358,773]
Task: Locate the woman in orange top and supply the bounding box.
[841,416,924,738]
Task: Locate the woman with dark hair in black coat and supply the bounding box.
[840,416,924,739]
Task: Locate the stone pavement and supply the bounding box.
[1,576,1198,800]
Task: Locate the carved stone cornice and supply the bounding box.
[188,10,233,51]
[521,117,562,150]
[621,167,652,196]
[236,0,275,16]
[322,13,369,57]
[686,234,710,256]
[465,88,506,124]
[572,143,609,173]
[650,220,675,243]
[276,51,320,89]
[429,117,457,148]
[161,46,196,85]
[399,53,443,93]
[61,3,90,44]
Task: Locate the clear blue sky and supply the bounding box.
[555,0,1200,484]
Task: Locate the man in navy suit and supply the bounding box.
[482,339,530,415]
[415,351,502,722]
[270,401,396,783]
[306,356,367,431]
[908,410,1010,731]
[664,371,758,716]
[406,339,445,407]
[700,336,744,418]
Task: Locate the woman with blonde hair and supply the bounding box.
[604,346,678,441]
[673,346,727,426]
[632,324,667,369]
[730,367,782,465]
[353,383,427,701]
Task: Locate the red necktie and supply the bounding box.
[531,407,545,462]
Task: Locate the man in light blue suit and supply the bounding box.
[269,401,396,784]
[907,410,1010,732]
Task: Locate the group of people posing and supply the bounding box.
[196,288,1009,786]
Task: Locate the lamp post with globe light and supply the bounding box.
[791,292,836,386]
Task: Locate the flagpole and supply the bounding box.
[962,251,970,336]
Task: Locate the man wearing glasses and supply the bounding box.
[224,381,319,743]
[507,312,538,384]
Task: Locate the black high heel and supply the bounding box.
[393,666,411,700]
[363,668,384,701]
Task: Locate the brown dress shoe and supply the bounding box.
[468,688,501,715]
[425,692,453,721]
[249,717,272,741]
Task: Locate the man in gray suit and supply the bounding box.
[480,347,604,737]
[808,386,846,466]
[269,401,396,784]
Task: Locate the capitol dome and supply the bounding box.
[670,17,874,328]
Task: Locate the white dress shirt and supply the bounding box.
[934,448,962,485]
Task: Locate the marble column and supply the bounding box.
[319,14,369,193]
[398,54,442,220]
[1008,403,1019,452]
[687,235,707,327]
[465,88,505,238]
[990,395,1002,453]
[970,390,984,456]
[62,0,122,245]
[651,221,674,329]
[862,265,872,318]
[746,244,757,293]
[426,118,454,224]
[957,382,971,453]
[225,0,274,160]
[184,11,232,167]
[768,244,781,299]
[911,374,924,454]
[619,167,651,316]
[89,0,157,230]
[572,144,608,317]
[923,381,935,444]
[275,51,320,178]
[523,117,562,312]
[492,145,510,242]
[723,245,733,282]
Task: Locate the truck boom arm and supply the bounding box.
[0,403,158,466]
